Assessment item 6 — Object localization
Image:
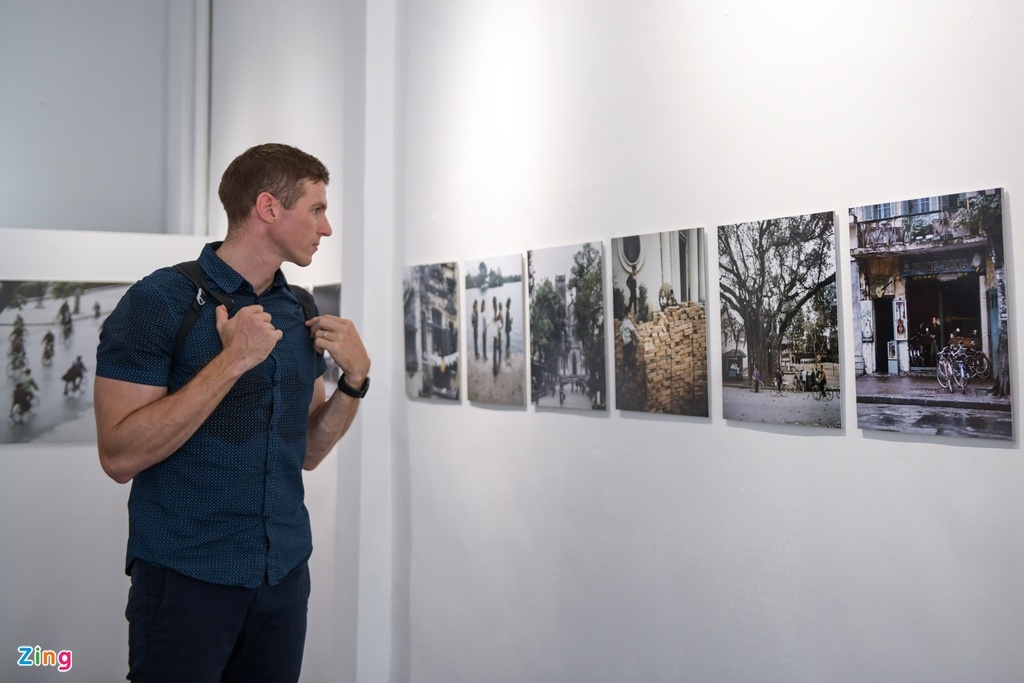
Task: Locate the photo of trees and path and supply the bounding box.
[528,242,606,411]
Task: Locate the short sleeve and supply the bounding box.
[96,277,180,387]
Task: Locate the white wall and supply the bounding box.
[0,0,206,235]
[398,2,1023,682]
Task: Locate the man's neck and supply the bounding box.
[215,231,282,295]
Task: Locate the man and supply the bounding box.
[94,143,370,682]
[62,355,87,395]
[620,313,638,371]
[626,266,638,316]
[10,367,38,419]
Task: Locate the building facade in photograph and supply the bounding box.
[611,229,709,415]
[611,230,706,318]
[404,262,460,400]
[849,189,1006,379]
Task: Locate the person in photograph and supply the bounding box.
[94,143,371,683]
[627,266,638,316]
[62,355,87,395]
[620,312,638,372]
[505,296,512,361]
[472,299,479,359]
[481,298,488,361]
[753,366,761,392]
[493,332,501,377]
[10,367,38,418]
[495,301,504,366]
[41,329,55,365]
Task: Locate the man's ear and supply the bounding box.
[254,191,278,223]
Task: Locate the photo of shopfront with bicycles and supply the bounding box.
[849,188,1012,441]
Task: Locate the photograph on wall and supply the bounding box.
[849,188,1012,441]
[403,262,460,401]
[611,229,709,417]
[719,212,841,429]
[2,280,128,444]
[464,254,525,406]
[527,242,606,411]
[313,283,342,397]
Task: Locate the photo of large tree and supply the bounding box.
[718,212,841,428]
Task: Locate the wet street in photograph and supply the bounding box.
[722,384,842,429]
[854,372,1012,441]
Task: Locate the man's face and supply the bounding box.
[274,180,331,267]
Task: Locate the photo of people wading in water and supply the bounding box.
[464,254,525,406]
[1,279,127,444]
[849,189,1012,441]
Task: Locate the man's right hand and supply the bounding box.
[215,304,283,373]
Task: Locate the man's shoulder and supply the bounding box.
[108,266,198,327]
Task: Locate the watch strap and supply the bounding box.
[337,373,369,398]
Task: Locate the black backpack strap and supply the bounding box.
[290,285,317,322]
[172,261,234,358]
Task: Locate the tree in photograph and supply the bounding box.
[721,304,745,354]
[788,305,807,359]
[0,281,26,317]
[719,213,836,379]
[568,242,606,404]
[807,281,839,363]
[953,191,1009,397]
[530,278,564,387]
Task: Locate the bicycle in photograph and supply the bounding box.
[936,342,970,393]
[961,343,991,380]
[812,383,834,401]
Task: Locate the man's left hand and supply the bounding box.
[307,316,370,385]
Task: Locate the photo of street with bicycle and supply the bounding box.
[849,189,1012,441]
[2,279,128,444]
[719,212,842,429]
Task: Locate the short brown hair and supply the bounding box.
[218,143,330,227]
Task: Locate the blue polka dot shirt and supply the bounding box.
[96,243,326,588]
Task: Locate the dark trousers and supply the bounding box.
[126,560,310,683]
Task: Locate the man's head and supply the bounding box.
[218,143,330,229]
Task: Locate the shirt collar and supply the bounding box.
[198,241,288,296]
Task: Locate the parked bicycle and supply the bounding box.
[959,342,991,379]
[936,343,970,393]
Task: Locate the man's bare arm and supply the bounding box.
[95,304,282,484]
[302,315,370,471]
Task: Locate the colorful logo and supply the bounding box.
[17,646,72,672]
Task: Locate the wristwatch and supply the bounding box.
[337,373,370,399]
